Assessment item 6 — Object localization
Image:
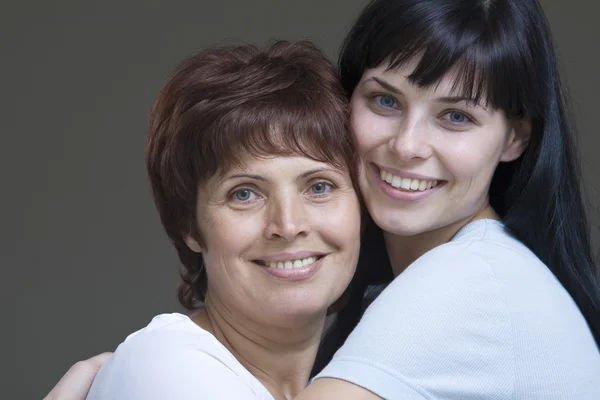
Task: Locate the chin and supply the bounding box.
[269,292,332,318]
[265,305,330,327]
[368,207,426,237]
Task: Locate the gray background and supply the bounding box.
[2,1,598,398]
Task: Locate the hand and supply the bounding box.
[44,352,112,400]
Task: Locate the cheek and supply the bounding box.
[319,198,362,250]
[201,214,262,264]
[451,132,503,165]
[444,138,504,186]
[351,106,386,155]
[201,220,261,298]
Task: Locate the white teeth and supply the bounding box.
[400,178,411,190]
[379,169,439,192]
[266,256,318,269]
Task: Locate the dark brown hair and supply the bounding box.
[146,40,357,309]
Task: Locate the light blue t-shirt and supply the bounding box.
[315,219,600,399]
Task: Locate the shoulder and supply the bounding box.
[368,231,512,332]
[384,225,505,299]
[314,222,517,398]
[366,220,525,329]
[109,313,238,367]
[394,219,540,291]
[86,313,267,399]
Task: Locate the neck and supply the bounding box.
[385,204,499,277]
[191,294,325,400]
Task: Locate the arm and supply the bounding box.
[44,353,112,400]
[296,378,384,400]
[297,245,513,400]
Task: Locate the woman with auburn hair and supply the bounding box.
[84,40,363,399]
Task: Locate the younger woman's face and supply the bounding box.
[350,60,530,237]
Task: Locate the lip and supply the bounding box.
[376,164,440,181]
[258,256,325,281]
[370,163,445,202]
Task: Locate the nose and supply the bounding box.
[387,117,433,160]
[264,193,310,241]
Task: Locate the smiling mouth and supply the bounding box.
[253,256,324,270]
[379,168,443,192]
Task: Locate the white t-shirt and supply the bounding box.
[86,313,274,399]
[315,219,600,399]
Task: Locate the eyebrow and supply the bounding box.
[224,167,342,183]
[225,173,268,182]
[364,76,487,110]
[366,77,403,94]
[299,167,343,179]
[436,95,488,110]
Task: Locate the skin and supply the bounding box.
[47,61,531,400]
[44,353,112,400]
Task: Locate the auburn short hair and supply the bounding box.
[146,40,357,309]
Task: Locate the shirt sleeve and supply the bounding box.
[86,330,265,400]
[313,244,515,400]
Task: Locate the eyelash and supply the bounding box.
[372,94,399,109]
[228,181,335,203]
[229,187,259,203]
[441,109,475,124]
[308,181,335,198]
[371,94,475,124]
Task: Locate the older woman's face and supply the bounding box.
[187,155,361,327]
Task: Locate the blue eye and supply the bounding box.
[232,188,255,202]
[310,182,333,195]
[375,95,398,109]
[445,111,471,124]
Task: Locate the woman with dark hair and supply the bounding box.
[300,0,600,398]
[47,0,600,399]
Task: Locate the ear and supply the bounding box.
[184,235,203,253]
[500,117,532,162]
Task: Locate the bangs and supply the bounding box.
[341,0,537,117]
[212,100,349,175]
[182,83,351,183]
